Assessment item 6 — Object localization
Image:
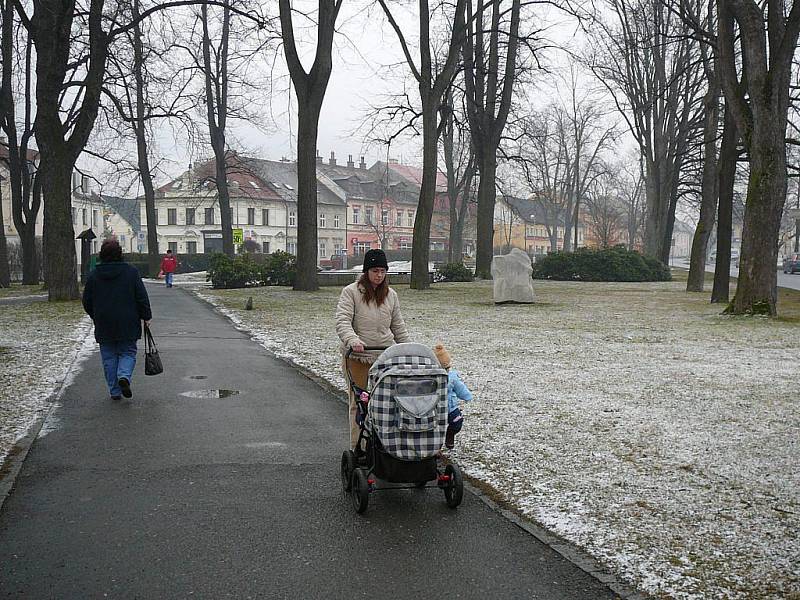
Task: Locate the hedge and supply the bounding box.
[532,246,671,282]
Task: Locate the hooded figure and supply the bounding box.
[82,239,152,400]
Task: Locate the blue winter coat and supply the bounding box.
[82,262,152,343]
[446,369,473,413]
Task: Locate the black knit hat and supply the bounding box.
[362,248,389,272]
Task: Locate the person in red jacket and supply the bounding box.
[160,249,179,288]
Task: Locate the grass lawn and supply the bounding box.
[198,273,800,599]
[0,284,46,299]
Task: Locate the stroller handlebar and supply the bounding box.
[345,345,389,358]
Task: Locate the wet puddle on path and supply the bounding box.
[180,389,240,399]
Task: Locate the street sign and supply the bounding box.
[233,228,243,244]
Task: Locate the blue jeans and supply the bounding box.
[100,340,138,397]
[165,272,174,287]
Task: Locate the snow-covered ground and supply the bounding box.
[195,279,799,600]
[0,296,93,463]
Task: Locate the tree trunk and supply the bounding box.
[130,0,160,275]
[0,199,9,286]
[711,110,736,303]
[411,103,439,290]
[475,153,498,279]
[294,101,320,291]
[686,84,720,292]
[42,160,79,300]
[728,125,785,315]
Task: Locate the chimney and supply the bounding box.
[347,154,354,168]
[359,156,366,169]
[316,150,322,164]
[329,151,336,166]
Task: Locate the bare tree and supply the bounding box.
[378,0,468,289]
[19,0,263,300]
[1,0,40,285]
[685,5,720,292]
[279,0,342,291]
[588,0,705,264]
[711,103,739,303]
[616,153,646,250]
[463,0,521,279]
[584,170,625,248]
[441,89,475,263]
[200,0,236,257]
[717,0,800,315]
[102,0,185,276]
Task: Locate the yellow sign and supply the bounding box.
[233,228,243,244]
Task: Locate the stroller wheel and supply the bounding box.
[340,450,356,492]
[351,469,370,514]
[443,464,463,509]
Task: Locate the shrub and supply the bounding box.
[206,252,260,289]
[259,250,296,286]
[435,262,474,282]
[532,246,671,282]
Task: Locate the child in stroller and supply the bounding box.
[340,343,465,514]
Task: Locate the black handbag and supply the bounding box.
[144,323,163,376]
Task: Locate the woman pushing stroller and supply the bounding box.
[335,249,410,449]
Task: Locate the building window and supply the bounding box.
[319,240,327,258]
[186,241,197,254]
[230,207,234,222]
[154,208,159,225]
[287,241,296,255]
[71,208,76,224]
[354,241,371,255]
[407,210,414,227]
[334,214,340,228]
[186,208,195,225]
[289,211,296,226]
[334,243,342,255]
[168,241,178,254]
[262,241,270,254]
[168,208,177,225]
[396,210,403,226]
[352,207,360,225]
[205,208,215,225]
[247,207,255,225]
[82,208,88,225]
[92,209,99,228]
[398,238,412,250]
[381,209,389,226]
[262,209,270,226]
[319,213,326,228]
[365,207,373,224]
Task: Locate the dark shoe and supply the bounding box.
[118,378,132,398]
[111,395,122,401]
[445,429,455,450]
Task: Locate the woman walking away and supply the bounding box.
[335,249,410,449]
[82,239,152,400]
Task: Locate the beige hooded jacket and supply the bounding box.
[335,280,411,363]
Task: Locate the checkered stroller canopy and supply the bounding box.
[366,343,448,460]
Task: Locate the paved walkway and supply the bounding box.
[0,283,621,599]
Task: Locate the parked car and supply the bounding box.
[783,253,800,273]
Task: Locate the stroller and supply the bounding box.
[340,343,464,514]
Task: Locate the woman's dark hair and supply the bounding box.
[358,272,389,306]
[99,239,123,262]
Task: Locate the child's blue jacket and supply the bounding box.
[447,369,473,413]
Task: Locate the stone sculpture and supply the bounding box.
[491,248,535,304]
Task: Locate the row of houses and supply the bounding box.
[2,145,698,277]
[133,152,475,261]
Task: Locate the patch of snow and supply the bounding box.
[195,280,800,599]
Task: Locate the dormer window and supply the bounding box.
[249,181,260,189]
